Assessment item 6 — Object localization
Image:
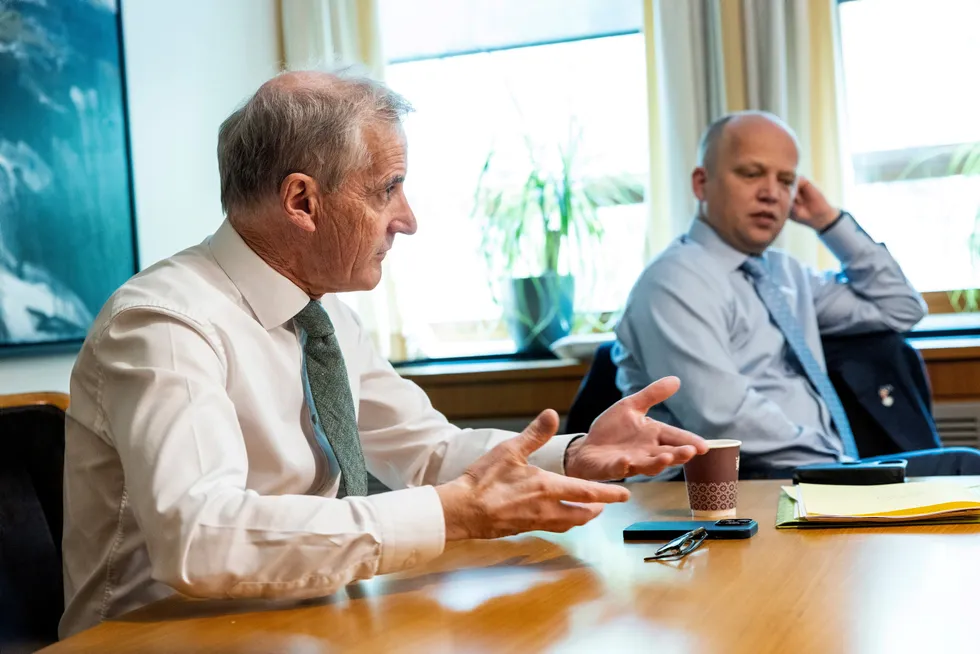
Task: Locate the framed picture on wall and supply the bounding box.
[0,0,138,356]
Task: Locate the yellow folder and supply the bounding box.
[781,482,980,523]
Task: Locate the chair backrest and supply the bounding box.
[565,342,622,434]
[0,392,68,647]
[822,332,941,456]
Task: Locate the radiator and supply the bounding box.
[934,402,980,448]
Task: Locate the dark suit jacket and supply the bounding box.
[822,331,941,457]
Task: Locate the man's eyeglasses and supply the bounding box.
[644,527,708,561]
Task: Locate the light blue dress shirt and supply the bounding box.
[614,215,927,470]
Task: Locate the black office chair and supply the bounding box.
[566,342,622,434]
[0,393,68,650]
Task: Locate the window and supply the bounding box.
[837,0,980,307]
[378,0,649,360]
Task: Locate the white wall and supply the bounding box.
[0,0,282,395]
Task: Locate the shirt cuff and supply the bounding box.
[819,212,877,266]
[527,432,581,475]
[369,485,445,575]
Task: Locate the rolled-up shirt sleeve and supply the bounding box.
[814,213,927,335]
[96,308,445,601]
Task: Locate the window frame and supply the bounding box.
[382,28,646,363]
[390,1,980,367]
[836,0,980,320]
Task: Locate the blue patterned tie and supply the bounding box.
[740,257,859,459]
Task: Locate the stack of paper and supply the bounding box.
[777,482,980,528]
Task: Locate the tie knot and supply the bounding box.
[740,256,769,280]
[293,301,335,338]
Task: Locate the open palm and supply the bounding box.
[565,376,709,480]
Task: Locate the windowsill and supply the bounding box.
[906,314,980,360]
[911,336,980,360]
[911,312,980,336]
[398,324,980,419]
[397,356,581,379]
[397,315,980,374]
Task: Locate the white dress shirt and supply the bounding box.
[60,220,576,638]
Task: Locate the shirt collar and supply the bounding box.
[208,220,310,330]
[686,218,763,273]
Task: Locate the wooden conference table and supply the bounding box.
[45,479,980,654]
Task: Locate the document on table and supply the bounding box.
[779,482,980,524]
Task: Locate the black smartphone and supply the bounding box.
[792,459,907,485]
[623,518,758,541]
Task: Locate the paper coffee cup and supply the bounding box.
[683,439,741,518]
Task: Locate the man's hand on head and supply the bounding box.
[435,410,630,541]
[564,376,709,481]
[790,178,840,231]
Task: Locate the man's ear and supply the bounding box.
[691,167,708,202]
[280,173,319,233]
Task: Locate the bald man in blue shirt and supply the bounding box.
[614,111,980,478]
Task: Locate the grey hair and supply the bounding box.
[217,71,413,214]
[696,110,797,173]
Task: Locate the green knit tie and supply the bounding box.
[294,301,368,497]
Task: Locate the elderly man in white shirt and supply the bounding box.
[59,70,708,638]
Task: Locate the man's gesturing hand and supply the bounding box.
[435,409,630,541]
[565,376,709,481]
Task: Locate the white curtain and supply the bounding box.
[643,0,845,269]
[642,0,727,261]
[280,0,385,78]
[280,0,408,359]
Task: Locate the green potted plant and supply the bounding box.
[471,128,638,353]
[954,142,980,311]
[906,142,980,312]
